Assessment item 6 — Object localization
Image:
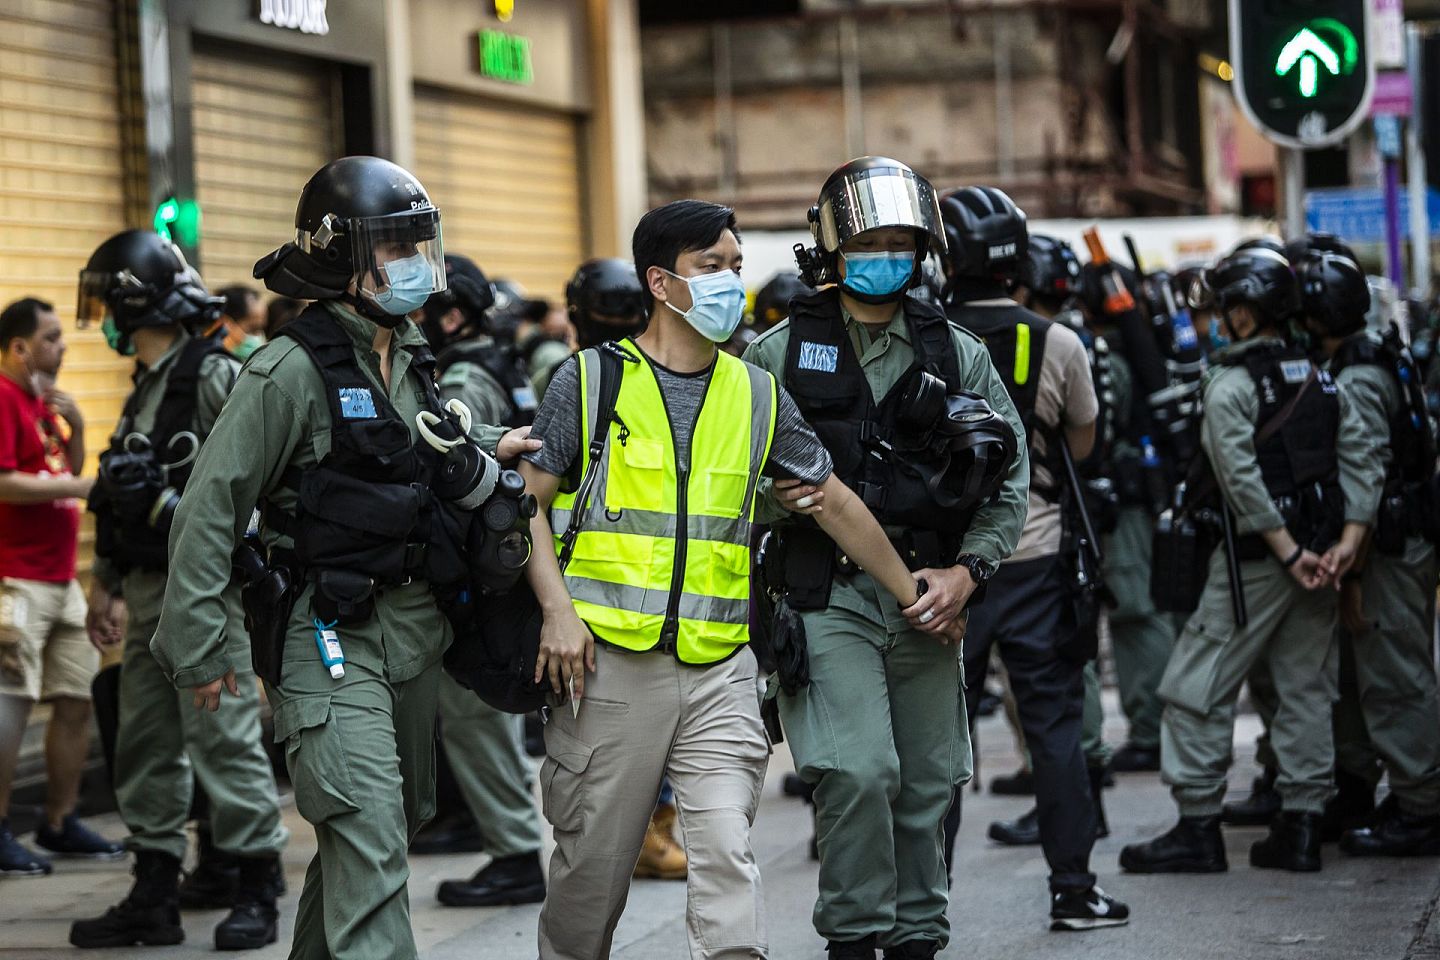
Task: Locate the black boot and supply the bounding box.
[437,851,546,907]
[409,811,487,855]
[1089,765,1111,839]
[882,938,939,958]
[1119,815,1227,873]
[1110,742,1161,773]
[1221,767,1280,826]
[827,934,878,959]
[70,850,185,948]
[1321,769,1377,842]
[1341,800,1440,857]
[214,856,281,950]
[988,807,1040,846]
[178,827,241,910]
[990,768,1035,796]
[1250,810,1322,872]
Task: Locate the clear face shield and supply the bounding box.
[75,270,116,330]
[300,208,447,314]
[813,166,946,260]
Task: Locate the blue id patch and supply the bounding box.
[1279,359,1312,384]
[338,387,377,419]
[797,341,839,373]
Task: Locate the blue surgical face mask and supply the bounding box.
[372,253,437,316]
[1208,323,1229,352]
[664,269,746,342]
[841,250,915,299]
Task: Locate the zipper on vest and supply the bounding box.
[648,355,714,658]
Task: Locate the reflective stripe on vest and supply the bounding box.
[549,341,777,664]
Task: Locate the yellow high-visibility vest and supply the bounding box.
[550,339,777,664]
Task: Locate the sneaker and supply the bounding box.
[34,815,125,861]
[1050,886,1131,931]
[1,819,53,878]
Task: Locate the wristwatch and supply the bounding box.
[955,553,995,584]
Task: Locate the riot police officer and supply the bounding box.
[565,256,647,349]
[1296,251,1440,855]
[1120,246,1373,875]
[743,157,1031,959]
[69,231,287,950]
[940,189,1129,930]
[414,252,549,906]
[151,157,529,958]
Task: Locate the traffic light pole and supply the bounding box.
[1408,24,1432,298]
[1282,147,1306,239]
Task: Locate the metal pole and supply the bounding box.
[994,11,1015,182]
[1407,24,1432,298]
[1282,147,1306,239]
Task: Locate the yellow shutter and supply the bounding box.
[413,87,584,303]
[0,0,133,582]
[0,0,132,475]
[191,42,341,289]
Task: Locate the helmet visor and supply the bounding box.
[351,209,446,295]
[816,166,945,256]
[75,270,116,330]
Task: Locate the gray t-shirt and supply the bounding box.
[525,349,832,485]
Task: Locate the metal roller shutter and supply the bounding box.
[191,42,341,288]
[414,87,584,303]
[0,0,132,479]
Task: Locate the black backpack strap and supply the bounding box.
[278,305,407,426]
[150,334,229,449]
[556,342,626,570]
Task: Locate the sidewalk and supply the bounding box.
[2,696,1436,959]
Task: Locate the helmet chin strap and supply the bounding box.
[341,291,407,329]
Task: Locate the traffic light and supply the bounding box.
[152,195,202,248]
[1229,0,1374,148]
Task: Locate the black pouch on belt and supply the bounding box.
[312,569,376,627]
[771,598,810,696]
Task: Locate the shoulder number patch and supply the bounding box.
[1279,359,1312,384]
[797,341,839,373]
[338,386,377,419]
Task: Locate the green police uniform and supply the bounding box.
[1328,351,1440,814]
[1157,338,1374,816]
[96,336,287,864]
[525,336,574,402]
[433,347,543,862]
[1100,351,1182,754]
[744,304,1028,948]
[152,304,452,960]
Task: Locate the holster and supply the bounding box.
[235,545,296,687]
[1374,482,1408,556]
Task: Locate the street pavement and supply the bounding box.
[3,692,1437,959]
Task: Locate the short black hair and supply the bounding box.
[0,298,54,351]
[632,200,739,315]
[219,285,259,321]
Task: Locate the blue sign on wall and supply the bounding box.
[1305,187,1440,242]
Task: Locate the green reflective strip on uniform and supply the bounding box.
[567,578,752,625]
[1014,323,1032,387]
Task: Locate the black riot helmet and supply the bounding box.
[751,273,813,331]
[253,156,446,326]
[77,230,221,356]
[1284,231,1359,267]
[923,391,1018,512]
[419,254,496,350]
[1297,252,1371,338]
[1017,233,1084,309]
[938,186,1029,291]
[794,157,947,303]
[1207,247,1299,331]
[565,258,646,349]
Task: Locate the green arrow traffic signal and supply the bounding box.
[1273,18,1359,98]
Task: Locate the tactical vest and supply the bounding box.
[784,289,967,531]
[1331,329,1440,551]
[548,339,776,665]
[92,334,228,573]
[1224,342,1344,554]
[435,339,537,427]
[951,302,1065,502]
[261,306,468,622]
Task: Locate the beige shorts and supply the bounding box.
[0,578,98,702]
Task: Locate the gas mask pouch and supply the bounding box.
[312,569,376,627]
